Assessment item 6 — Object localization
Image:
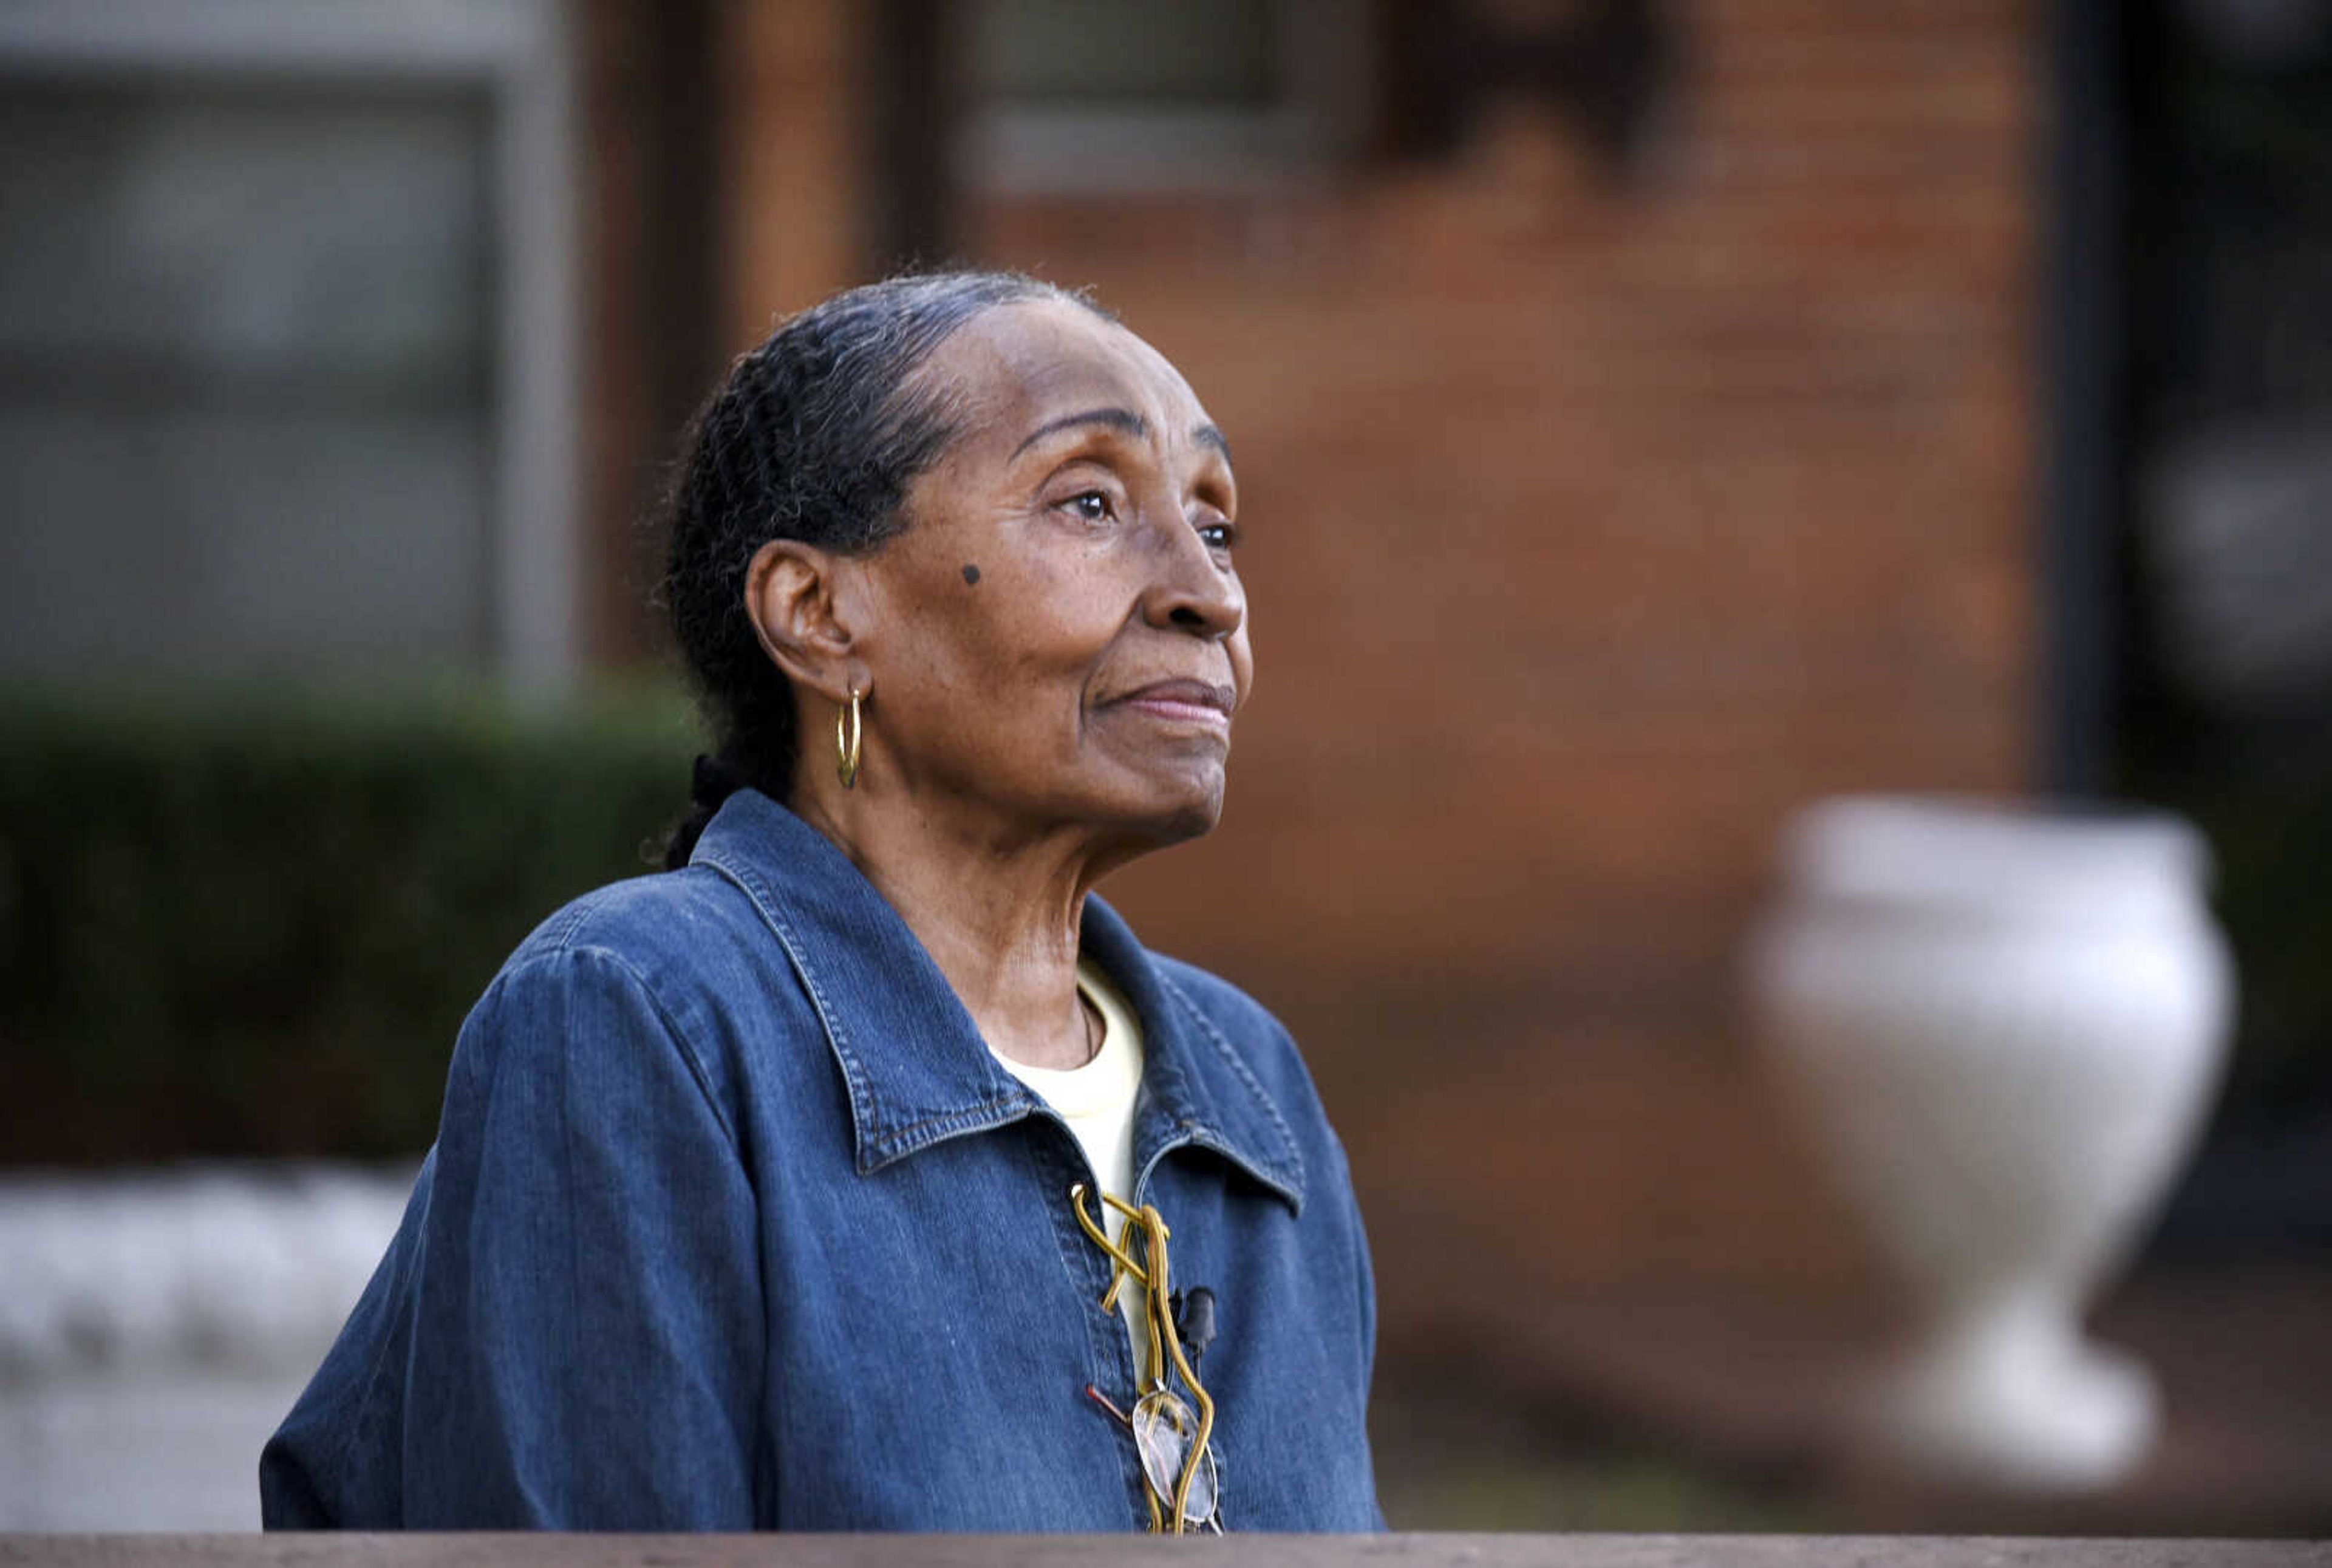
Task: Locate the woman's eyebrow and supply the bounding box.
[1010,407,1235,471]
[1012,407,1147,458]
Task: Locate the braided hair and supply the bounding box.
[661,271,1104,867]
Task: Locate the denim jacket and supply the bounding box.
[260,790,1382,1530]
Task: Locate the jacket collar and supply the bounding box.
[690,790,1305,1213]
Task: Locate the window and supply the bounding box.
[0,0,578,690]
[963,0,1369,194]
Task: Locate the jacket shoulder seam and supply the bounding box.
[513,940,745,1157]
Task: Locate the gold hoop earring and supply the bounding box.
[834,686,862,790]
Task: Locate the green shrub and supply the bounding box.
[0,688,704,1164]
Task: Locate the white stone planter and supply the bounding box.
[1747,797,2233,1490]
[0,1163,413,1530]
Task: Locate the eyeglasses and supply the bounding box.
[1069,1184,1222,1533]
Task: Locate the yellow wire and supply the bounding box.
[1068,1182,1147,1315]
[1137,1204,1216,1534]
[1068,1184,1218,1533]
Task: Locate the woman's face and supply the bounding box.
[854,298,1252,847]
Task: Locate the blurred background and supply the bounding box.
[1,0,2328,1536]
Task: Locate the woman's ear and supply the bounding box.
[744,540,867,700]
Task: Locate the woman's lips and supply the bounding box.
[1109,680,1235,729]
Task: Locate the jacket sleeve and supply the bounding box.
[400,946,764,1527]
[1337,1129,1389,1532]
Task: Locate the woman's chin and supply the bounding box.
[1152,794,1225,845]
[1082,765,1227,847]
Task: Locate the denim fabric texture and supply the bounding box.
[259,789,1382,1530]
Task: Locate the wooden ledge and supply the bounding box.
[1,1537,2322,1568]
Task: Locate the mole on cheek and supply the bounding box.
[961,564,981,585]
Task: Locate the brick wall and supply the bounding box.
[714,1,2042,1336]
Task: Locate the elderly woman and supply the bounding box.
[259,272,1381,1533]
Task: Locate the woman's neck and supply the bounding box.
[794,786,1125,1071]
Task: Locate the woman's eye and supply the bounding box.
[1065,490,1113,522]
[1197,520,1238,551]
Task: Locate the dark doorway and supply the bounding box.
[2067,0,2332,1253]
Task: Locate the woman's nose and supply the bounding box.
[1139,520,1243,640]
